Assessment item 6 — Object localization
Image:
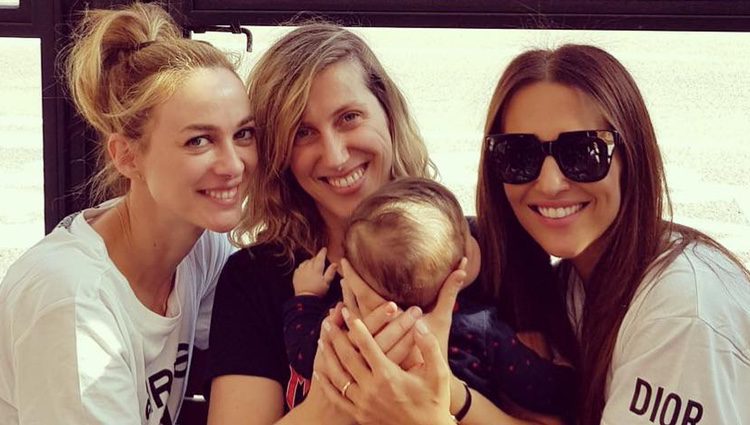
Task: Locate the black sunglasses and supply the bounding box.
[486,130,620,184]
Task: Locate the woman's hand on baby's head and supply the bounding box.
[338,255,467,366]
[292,247,338,297]
[327,300,399,334]
[419,257,467,358]
[340,257,387,317]
[326,300,423,368]
[320,308,454,425]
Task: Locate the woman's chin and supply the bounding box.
[539,243,582,261]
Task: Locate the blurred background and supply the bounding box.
[1,26,749,280]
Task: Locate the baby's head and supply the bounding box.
[344,177,472,309]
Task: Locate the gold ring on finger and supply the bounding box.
[340,380,353,399]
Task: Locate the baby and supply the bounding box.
[282,177,573,418]
[343,176,480,310]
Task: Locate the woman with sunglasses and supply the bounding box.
[477,44,750,424]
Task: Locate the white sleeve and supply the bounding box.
[193,231,236,350]
[14,299,141,425]
[601,315,748,425]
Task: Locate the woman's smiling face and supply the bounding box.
[289,59,393,229]
[135,67,257,233]
[501,81,622,262]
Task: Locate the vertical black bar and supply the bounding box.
[40,0,63,232]
[41,0,118,232]
[39,0,86,232]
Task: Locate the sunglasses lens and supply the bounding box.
[488,131,616,184]
[556,134,612,182]
[492,135,543,184]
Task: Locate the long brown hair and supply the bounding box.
[233,22,435,261]
[63,2,236,203]
[476,44,749,424]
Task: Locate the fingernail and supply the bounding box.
[313,371,320,380]
[317,339,325,352]
[323,319,331,332]
[385,301,397,315]
[342,307,350,321]
[455,279,465,292]
[415,319,429,334]
[408,306,422,319]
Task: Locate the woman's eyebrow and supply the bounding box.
[180,115,254,133]
[237,115,254,127]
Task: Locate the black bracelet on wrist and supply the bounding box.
[451,381,472,423]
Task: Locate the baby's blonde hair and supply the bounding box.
[344,177,467,308]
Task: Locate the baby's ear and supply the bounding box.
[463,235,482,286]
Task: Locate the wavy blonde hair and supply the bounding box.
[233,22,435,261]
[63,2,236,203]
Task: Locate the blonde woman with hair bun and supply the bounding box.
[0,2,257,424]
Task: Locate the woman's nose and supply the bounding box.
[535,156,570,195]
[320,131,350,170]
[215,143,245,177]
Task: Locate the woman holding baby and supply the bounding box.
[205,22,561,425]
[207,20,750,425]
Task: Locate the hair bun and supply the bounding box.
[64,3,182,134]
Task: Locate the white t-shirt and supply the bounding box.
[0,202,233,425]
[568,242,750,424]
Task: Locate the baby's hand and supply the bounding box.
[293,247,338,297]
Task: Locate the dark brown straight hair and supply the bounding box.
[476,44,749,424]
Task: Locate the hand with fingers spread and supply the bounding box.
[293,247,338,297]
[316,309,456,425]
